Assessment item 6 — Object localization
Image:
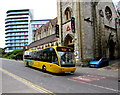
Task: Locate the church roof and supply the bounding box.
[28,34,58,49]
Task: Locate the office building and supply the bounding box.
[29,19,51,44]
[5,9,32,52]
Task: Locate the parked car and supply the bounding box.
[88,57,109,68]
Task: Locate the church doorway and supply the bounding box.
[64,34,74,49]
[108,34,116,60]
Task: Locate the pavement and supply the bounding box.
[2,72,40,93]
[0,58,42,94]
[76,66,118,78]
[100,59,120,71]
[76,58,120,78]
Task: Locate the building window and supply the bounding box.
[65,7,71,21]
[105,6,112,21]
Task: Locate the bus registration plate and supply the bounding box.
[65,71,71,73]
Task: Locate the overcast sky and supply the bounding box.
[0,0,119,48]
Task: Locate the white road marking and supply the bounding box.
[0,67,56,95]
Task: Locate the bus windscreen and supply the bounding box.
[57,47,75,67]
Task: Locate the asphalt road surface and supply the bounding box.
[0,58,119,94]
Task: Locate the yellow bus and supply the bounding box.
[23,46,76,73]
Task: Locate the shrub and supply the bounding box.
[3,49,24,60]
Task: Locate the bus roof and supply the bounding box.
[25,46,72,52]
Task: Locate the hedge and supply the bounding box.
[3,49,24,60]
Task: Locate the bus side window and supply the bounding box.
[40,51,44,61]
[38,51,42,61]
[29,51,33,60]
[47,51,52,63]
[31,51,34,60]
[35,48,58,65]
[36,51,40,60]
[43,51,47,61]
[51,51,58,65]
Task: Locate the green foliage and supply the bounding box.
[3,52,12,58]
[0,48,2,52]
[0,48,3,58]
[3,49,24,60]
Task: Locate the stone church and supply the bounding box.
[57,0,120,65]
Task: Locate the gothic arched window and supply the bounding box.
[65,7,71,21]
[105,6,112,21]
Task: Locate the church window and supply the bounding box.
[65,7,71,21]
[105,6,112,21]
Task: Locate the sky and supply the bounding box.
[0,0,119,48]
[0,0,57,48]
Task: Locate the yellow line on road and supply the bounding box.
[0,67,56,95]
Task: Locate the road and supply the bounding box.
[0,58,119,94]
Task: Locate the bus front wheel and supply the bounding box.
[42,66,46,72]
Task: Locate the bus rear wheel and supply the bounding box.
[42,66,46,72]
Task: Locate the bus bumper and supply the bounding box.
[59,67,76,73]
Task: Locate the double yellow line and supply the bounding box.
[0,67,56,95]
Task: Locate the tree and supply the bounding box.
[3,49,24,60]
